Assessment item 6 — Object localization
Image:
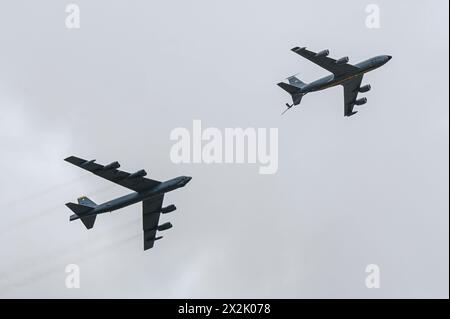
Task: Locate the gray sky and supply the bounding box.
[0,0,448,298]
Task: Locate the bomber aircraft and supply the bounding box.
[278,46,392,116]
[65,156,192,250]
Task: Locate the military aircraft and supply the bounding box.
[278,46,392,116]
[64,156,192,250]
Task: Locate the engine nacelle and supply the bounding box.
[103,161,120,170]
[157,222,173,231]
[358,84,371,93]
[128,169,147,179]
[354,97,367,106]
[315,49,329,57]
[161,205,177,214]
[336,56,349,64]
[82,159,96,167]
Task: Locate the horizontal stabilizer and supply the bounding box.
[65,202,96,229]
[278,82,305,108]
[80,215,96,229]
[277,82,302,95]
[66,202,93,215]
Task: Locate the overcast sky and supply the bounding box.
[0,0,448,298]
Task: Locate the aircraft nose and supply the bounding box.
[386,55,392,61]
[179,176,192,186]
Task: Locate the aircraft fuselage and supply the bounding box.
[301,55,392,93]
[73,176,192,218]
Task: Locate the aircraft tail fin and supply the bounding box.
[77,196,97,207]
[65,202,97,229]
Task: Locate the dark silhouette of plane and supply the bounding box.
[64,156,192,250]
[278,46,392,116]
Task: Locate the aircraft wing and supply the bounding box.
[65,156,161,193]
[343,75,364,116]
[142,194,164,250]
[291,47,359,77]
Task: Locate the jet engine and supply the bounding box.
[358,84,371,93]
[103,161,120,170]
[82,159,96,167]
[128,169,147,179]
[161,205,176,214]
[336,56,349,64]
[354,97,368,106]
[315,49,329,57]
[157,222,173,231]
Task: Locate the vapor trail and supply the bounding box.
[0,233,141,296]
[0,185,116,237]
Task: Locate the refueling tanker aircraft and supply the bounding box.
[278,46,392,116]
[64,156,192,250]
